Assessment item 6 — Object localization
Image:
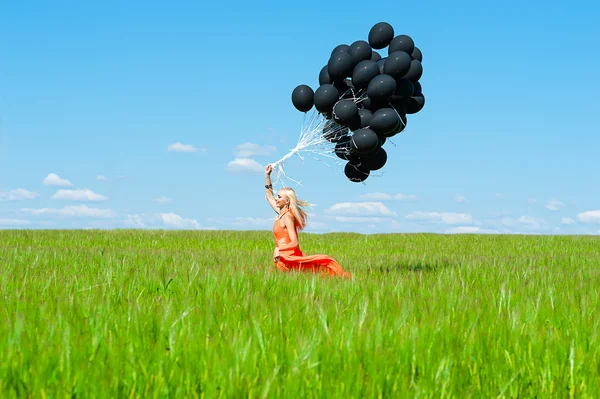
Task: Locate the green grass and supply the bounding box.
[1,229,599,398]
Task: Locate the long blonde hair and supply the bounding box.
[280,187,312,231]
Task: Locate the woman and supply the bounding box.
[265,164,351,278]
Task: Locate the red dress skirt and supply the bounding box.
[272,210,351,278]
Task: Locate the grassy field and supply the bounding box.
[1,229,599,398]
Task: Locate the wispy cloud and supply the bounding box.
[498,215,547,230]
[234,143,276,158]
[52,189,108,201]
[96,175,108,181]
[167,142,205,153]
[405,211,472,225]
[227,158,264,174]
[0,189,39,201]
[21,205,116,218]
[43,173,73,187]
[561,217,575,225]
[455,194,466,203]
[326,202,396,216]
[545,200,564,211]
[160,213,201,229]
[577,210,600,224]
[0,218,32,226]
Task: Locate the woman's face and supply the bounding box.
[276,191,289,208]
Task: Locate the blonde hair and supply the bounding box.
[279,187,312,231]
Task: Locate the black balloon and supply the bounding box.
[371,51,381,62]
[352,60,380,90]
[390,78,414,104]
[291,84,314,112]
[333,100,359,125]
[314,84,340,113]
[360,148,387,170]
[376,58,386,74]
[344,162,370,182]
[333,79,353,99]
[388,34,415,55]
[411,47,422,62]
[368,22,395,49]
[379,134,386,146]
[328,52,354,81]
[367,74,396,99]
[351,128,379,154]
[413,81,422,94]
[348,40,373,65]
[331,44,350,55]
[404,60,423,83]
[370,108,400,135]
[391,101,407,116]
[383,51,412,78]
[406,93,425,114]
[358,109,373,128]
[387,112,407,136]
[362,97,390,112]
[319,65,331,85]
[334,136,353,160]
[347,115,362,131]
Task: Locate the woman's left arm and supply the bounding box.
[277,214,299,250]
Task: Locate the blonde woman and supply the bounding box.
[265,165,351,278]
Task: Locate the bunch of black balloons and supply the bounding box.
[291,22,425,183]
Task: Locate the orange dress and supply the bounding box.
[273,209,351,278]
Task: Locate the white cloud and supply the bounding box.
[517,216,546,230]
[0,189,39,201]
[0,218,32,226]
[326,202,396,216]
[125,214,148,228]
[227,158,264,174]
[577,210,600,224]
[446,226,500,234]
[455,194,466,203]
[160,213,201,229]
[561,217,575,225]
[167,142,205,153]
[497,216,547,231]
[52,189,108,201]
[545,200,564,212]
[405,211,472,225]
[21,205,116,218]
[154,197,172,204]
[358,192,417,201]
[43,173,73,187]
[528,198,537,205]
[96,175,108,181]
[234,143,276,158]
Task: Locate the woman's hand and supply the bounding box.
[265,164,273,176]
[273,247,280,262]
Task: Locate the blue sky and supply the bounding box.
[1,0,599,234]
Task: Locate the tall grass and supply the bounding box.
[1,230,599,397]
